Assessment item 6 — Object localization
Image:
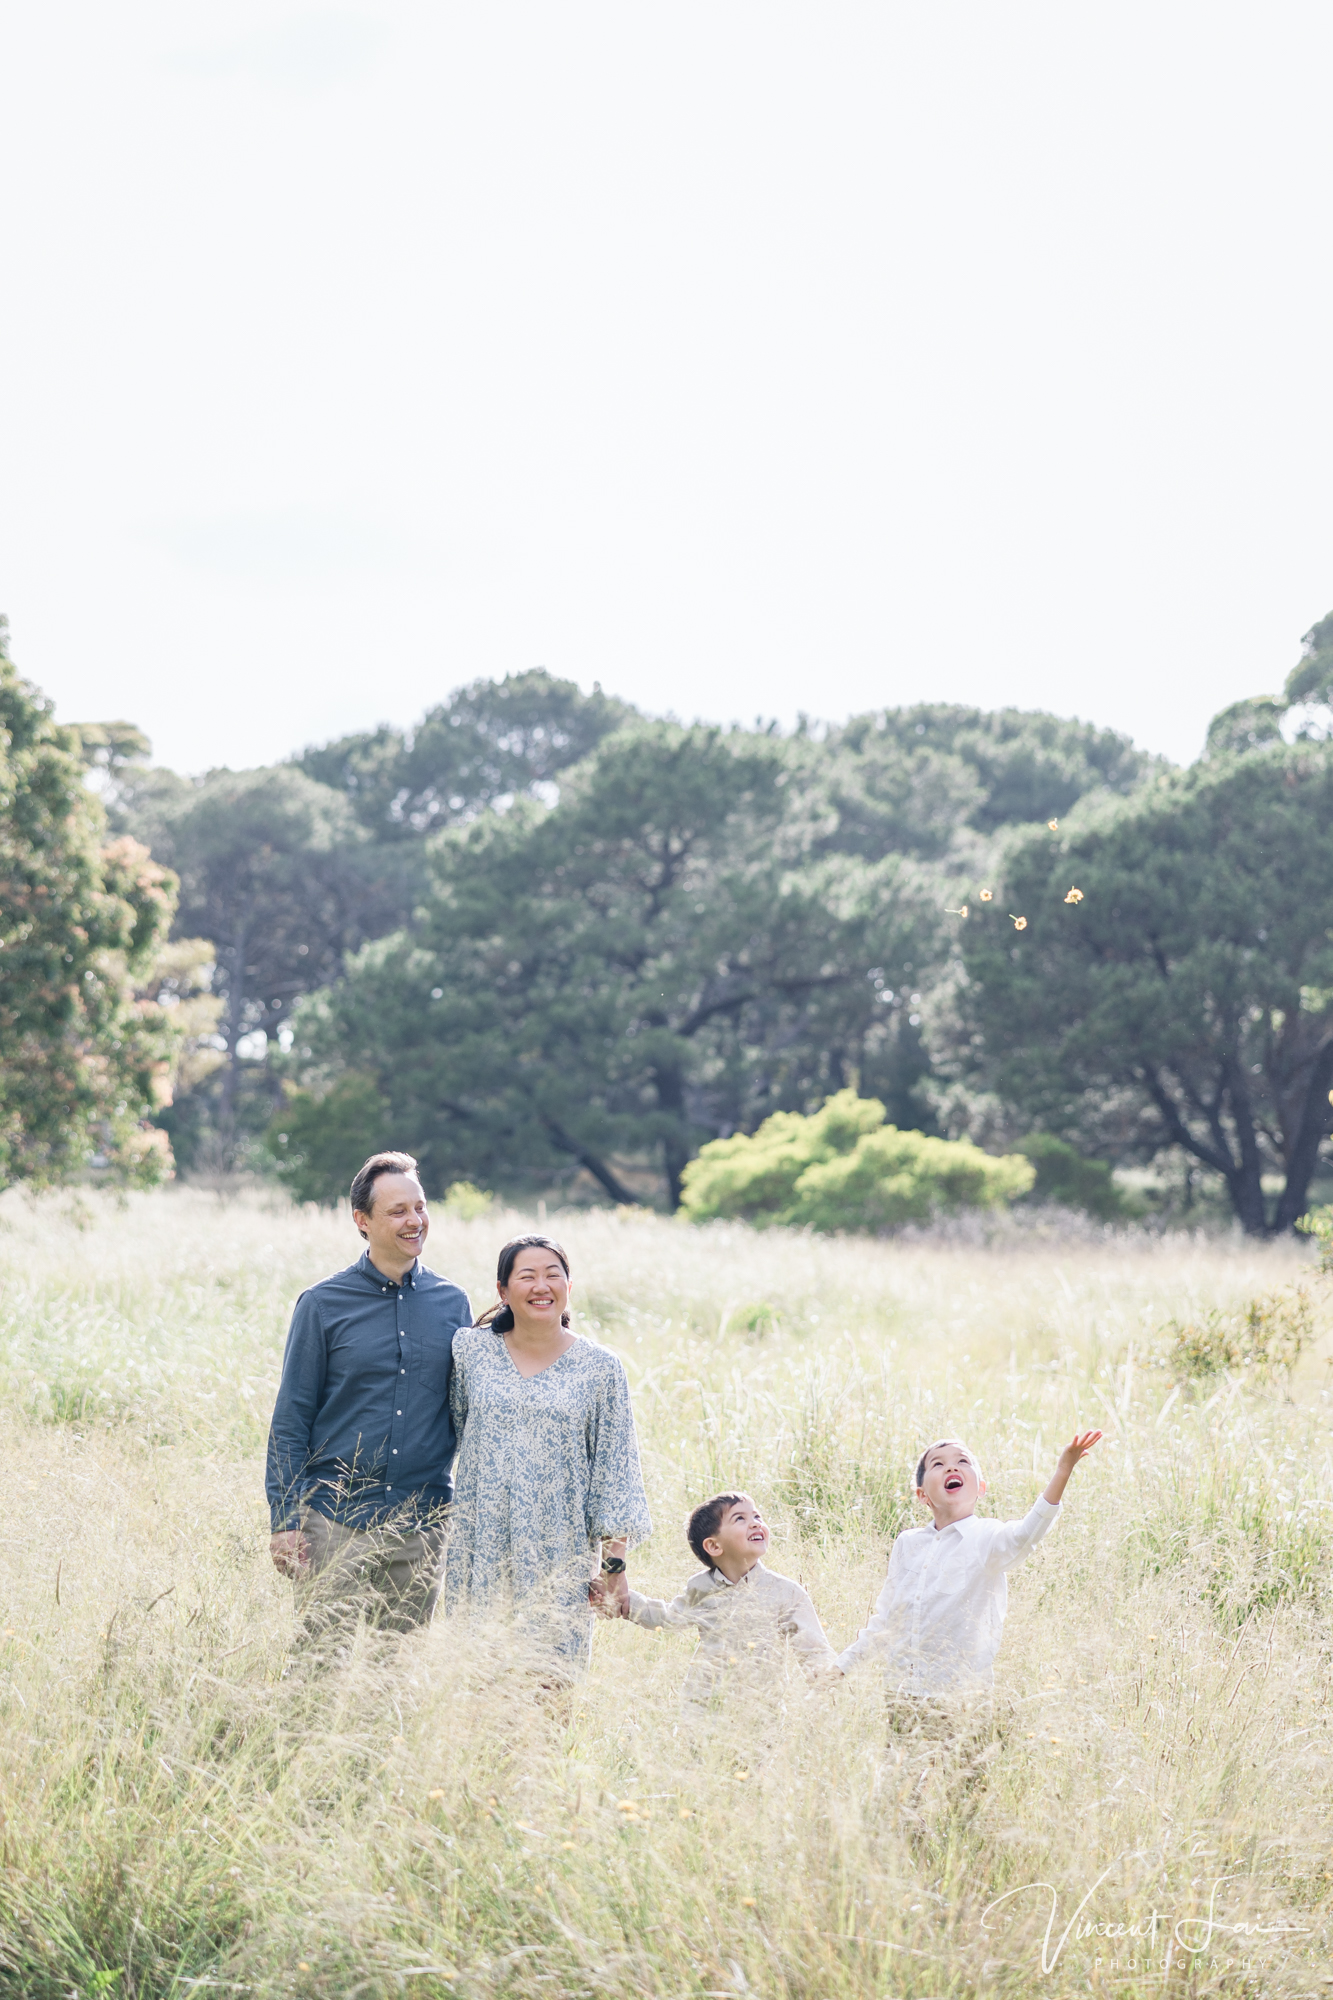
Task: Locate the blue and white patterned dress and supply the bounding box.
[444,1327,652,1674]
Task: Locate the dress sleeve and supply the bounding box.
[986,1496,1061,1570]
[836,1535,908,1674]
[584,1352,653,1548]
[779,1583,839,1674]
[449,1336,470,1438]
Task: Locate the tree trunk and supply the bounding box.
[217,916,251,1170]
[1272,1041,1333,1233]
[542,1119,640,1207]
[650,1061,690,1209]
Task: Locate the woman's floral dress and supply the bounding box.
[444,1328,652,1674]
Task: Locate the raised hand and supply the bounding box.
[1044,1429,1103,1505]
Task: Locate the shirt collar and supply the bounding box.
[358,1250,419,1291]
[712,1561,766,1590]
[934,1512,983,1539]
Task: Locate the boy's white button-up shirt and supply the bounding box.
[837,1496,1060,1694]
[628,1561,837,1708]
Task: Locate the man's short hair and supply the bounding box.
[349,1151,420,1235]
[914,1439,982,1489]
[686,1491,746,1569]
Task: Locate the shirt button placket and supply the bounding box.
[390,1281,407,1498]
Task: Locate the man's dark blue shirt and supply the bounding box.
[266,1251,474,1532]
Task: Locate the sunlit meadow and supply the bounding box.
[0,1186,1331,1998]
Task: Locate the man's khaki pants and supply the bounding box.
[296,1510,448,1643]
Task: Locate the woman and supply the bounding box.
[444,1234,652,1675]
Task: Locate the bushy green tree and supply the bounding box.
[956,740,1333,1233]
[0,628,178,1187]
[138,766,395,1158]
[266,1073,390,1205]
[296,669,634,837]
[285,723,938,1207]
[1015,1133,1136,1221]
[680,1089,1033,1230]
[819,704,1155,858]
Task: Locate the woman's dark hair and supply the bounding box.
[349,1151,419,1238]
[478,1234,572,1334]
[686,1492,746,1570]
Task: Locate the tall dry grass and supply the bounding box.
[0,1185,1330,1997]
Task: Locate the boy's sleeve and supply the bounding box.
[626,1587,702,1631]
[780,1583,839,1674]
[835,1536,907,1675]
[986,1495,1061,1570]
[265,1289,327,1533]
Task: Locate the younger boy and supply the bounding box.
[624,1492,837,1710]
[838,1430,1101,1694]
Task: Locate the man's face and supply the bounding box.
[355,1173,429,1270]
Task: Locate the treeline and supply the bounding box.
[3,612,1332,1235]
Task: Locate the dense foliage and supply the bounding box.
[679,1089,1034,1229]
[0,623,178,1187]
[33,607,1333,1231]
[956,742,1333,1234]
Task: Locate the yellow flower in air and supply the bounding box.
[979,888,993,901]
[1011,915,1028,931]
[1047,818,1059,831]
[1064,887,1084,904]
[958,904,969,918]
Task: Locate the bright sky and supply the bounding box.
[2,3,1331,775]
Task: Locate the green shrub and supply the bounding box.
[265,1074,391,1205]
[1016,1132,1138,1221]
[1163,1287,1315,1384]
[440,1179,494,1220]
[1296,1201,1333,1273]
[679,1089,1035,1233]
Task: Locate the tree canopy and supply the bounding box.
[956,741,1333,1233]
[281,721,939,1207]
[0,626,178,1187]
[34,605,1333,1232]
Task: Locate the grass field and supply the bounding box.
[0,1186,1330,1998]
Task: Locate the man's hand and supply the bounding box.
[1043,1429,1103,1506]
[270,1529,310,1578]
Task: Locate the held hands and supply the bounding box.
[588,1571,631,1618]
[1043,1428,1103,1507]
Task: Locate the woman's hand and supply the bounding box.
[602,1570,630,1618]
[588,1572,630,1617]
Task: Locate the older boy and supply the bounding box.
[624,1492,837,1711]
[838,1431,1101,1693]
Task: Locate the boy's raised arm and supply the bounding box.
[1043,1429,1102,1506]
[988,1429,1102,1570]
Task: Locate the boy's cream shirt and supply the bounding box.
[627,1560,837,1710]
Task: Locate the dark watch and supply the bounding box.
[600,1555,627,1576]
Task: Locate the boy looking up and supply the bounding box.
[837,1431,1101,1695]
[623,1492,837,1712]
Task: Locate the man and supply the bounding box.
[266,1150,473,1638]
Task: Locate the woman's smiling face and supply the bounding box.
[499,1248,571,1329]
[916,1441,984,1521]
